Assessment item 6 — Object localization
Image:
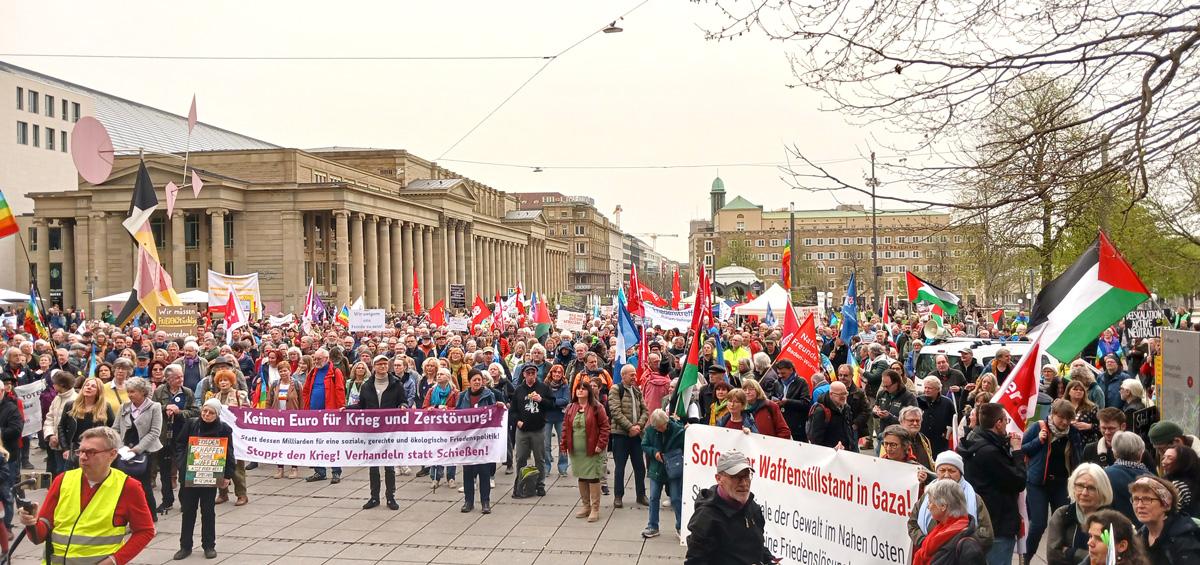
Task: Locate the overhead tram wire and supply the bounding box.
[0,53,550,61]
[434,0,653,161]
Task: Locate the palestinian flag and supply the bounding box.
[533,293,552,340]
[1029,232,1149,361]
[906,272,960,316]
[673,324,701,420]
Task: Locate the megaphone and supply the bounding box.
[923,319,949,340]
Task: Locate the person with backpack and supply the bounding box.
[564,379,610,523]
[511,364,553,498]
[911,479,987,565]
[806,382,857,452]
[608,365,648,509]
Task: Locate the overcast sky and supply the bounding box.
[3,0,908,261]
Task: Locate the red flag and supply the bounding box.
[991,308,1004,326]
[994,338,1042,432]
[783,300,800,337]
[670,269,681,309]
[627,265,643,316]
[428,299,447,326]
[776,313,821,384]
[470,295,491,331]
[881,296,891,326]
[689,267,712,331]
[745,289,757,301]
[493,292,506,333]
[222,285,247,342]
[639,285,668,308]
[412,269,422,315]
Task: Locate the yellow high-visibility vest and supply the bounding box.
[47,468,129,564]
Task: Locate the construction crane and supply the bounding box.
[634,232,679,251]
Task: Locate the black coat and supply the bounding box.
[876,387,918,431]
[919,393,957,457]
[511,377,554,432]
[349,374,406,409]
[957,427,1026,537]
[684,487,776,565]
[174,416,236,489]
[807,393,857,452]
[1142,511,1200,565]
[778,376,811,441]
[0,395,22,455]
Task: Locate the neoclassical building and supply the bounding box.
[24,148,570,314]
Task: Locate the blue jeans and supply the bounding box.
[313,466,342,479]
[543,420,568,476]
[987,536,1016,565]
[647,477,682,532]
[431,465,456,482]
[1025,481,1069,558]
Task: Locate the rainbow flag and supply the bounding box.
[0,189,18,239]
[781,239,792,289]
[25,282,49,340]
[335,304,350,328]
[847,345,862,389]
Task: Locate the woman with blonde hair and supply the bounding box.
[268,362,303,478]
[446,347,471,390]
[344,361,371,408]
[56,376,114,471]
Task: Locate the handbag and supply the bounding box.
[664,448,684,480]
[115,411,150,476]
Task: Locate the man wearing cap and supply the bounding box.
[1149,421,1200,463]
[171,343,209,393]
[684,449,777,564]
[1099,354,1133,410]
[511,363,554,497]
[347,355,406,510]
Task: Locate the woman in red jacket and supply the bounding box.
[742,378,791,440]
[563,381,610,522]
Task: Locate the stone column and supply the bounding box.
[446,218,458,293]
[422,226,434,306]
[88,212,106,308]
[435,221,449,302]
[72,217,89,311]
[391,220,404,311]
[350,213,365,303]
[60,221,75,308]
[334,210,351,306]
[481,239,490,296]
[171,211,186,286]
[402,222,415,311]
[378,218,392,310]
[365,215,380,307]
[31,219,50,299]
[280,211,305,313]
[208,209,226,275]
[455,222,467,293]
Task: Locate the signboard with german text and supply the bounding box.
[155,305,198,339]
[184,436,228,488]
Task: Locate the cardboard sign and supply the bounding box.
[1124,307,1169,339]
[155,305,198,339]
[447,317,470,332]
[184,436,228,487]
[15,380,45,437]
[556,309,586,332]
[349,309,386,332]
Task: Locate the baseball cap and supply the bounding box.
[372,355,390,365]
[716,450,753,475]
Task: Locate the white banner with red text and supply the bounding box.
[220,405,507,467]
[682,425,920,565]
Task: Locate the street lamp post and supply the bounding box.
[866,152,881,311]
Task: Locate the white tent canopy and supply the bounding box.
[91,291,131,303]
[177,290,210,304]
[0,289,30,302]
[732,283,793,317]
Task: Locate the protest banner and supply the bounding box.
[447,316,470,332]
[556,309,586,332]
[1161,329,1200,433]
[184,436,228,488]
[449,284,467,309]
[15,380,45,437]
[224,405,507,467]
[643,303,694,332]
[682,425,919,564]
[349,308,386,332]
[155,305,198,339]
[268,313,294,327]
[1124,306,1169,339]
[207,271,263,318]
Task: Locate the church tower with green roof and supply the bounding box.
[709,176,726,221]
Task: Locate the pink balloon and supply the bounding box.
[70,117,114,185]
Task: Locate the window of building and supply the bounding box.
[304,262,312,282]
[316,262,326,285]
[911,250,921,258]
[61,99,68,121]
[883,236,892,244]
[16,121,27,145]
[897,236,906,244]
[771,253,781,261]
[884,266,893,273]
[897,265,906,272]
[883,251,893,258]
[855,251,864,259]
[756,239,765,247]
[224,214,234,248]
[28,90,38,114]
[572,225,584,236]
[841,237,850,245]
[575,211,585,219]
[857,237,865,245]
[704,255,713,266]
[45,226,62,250]
[842,266,851,274]
[744,240,752,248]
[184,213,199,249]
[15,87,22,110]
[45,94,54,117]
[32,125,39,147]
[885,280,893,291]
[940,236,949,243]
[828,280,836,289]
[46,127,55,151]
[736,222,745,231]
[816,252,824,260]
[225,261,235,275]
[898,250,907,258]
[769,239,780,247]
[313,216,323,247]
[803,238,813,246]
[840,252,849,259]
[575,242,587,255]
[330,261,338,284]
[185,262,200,288]
[28,227,37,251]
[704,240,713,252]
[72,102,80,122]
[149,216,165,248]
[60,130,66,152]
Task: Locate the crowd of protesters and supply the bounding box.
[0,300,1198,564]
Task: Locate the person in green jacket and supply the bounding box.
[641,409,685,538]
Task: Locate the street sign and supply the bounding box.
[1161,330,1200,434]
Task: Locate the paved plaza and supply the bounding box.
[10,463,687,565]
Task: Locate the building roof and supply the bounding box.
[714,265,759,285]
[504,210,542,221]
[762,208,943,219]
[406,178,465,190]
[711,176,725,192]
[0,61,277,154]
[720,195,760,211]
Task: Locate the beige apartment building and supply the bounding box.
[24,148,570,314]
[689,177,978,306]
[518,192,623,296]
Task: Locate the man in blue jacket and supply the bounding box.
[1020,399,1084,562]
[1098,354,1132,409]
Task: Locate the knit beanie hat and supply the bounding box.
[934,450,965,475]
[1149,421,1185,446]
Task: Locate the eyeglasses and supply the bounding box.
[74,448,115,458]
[1072,482,1097,493]
[1132,495,1161,506]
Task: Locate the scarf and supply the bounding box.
[913,515,970,565]
[430,384,451,407]
[708,400,729,426]
[917,480,979,533]
[1047,420,1071,443]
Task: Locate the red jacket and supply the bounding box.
[749,399,792,440]
[562,402,610,455]
[31,471,156,564]
[302,364,346,410]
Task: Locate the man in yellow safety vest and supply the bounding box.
[19,426,155,565]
